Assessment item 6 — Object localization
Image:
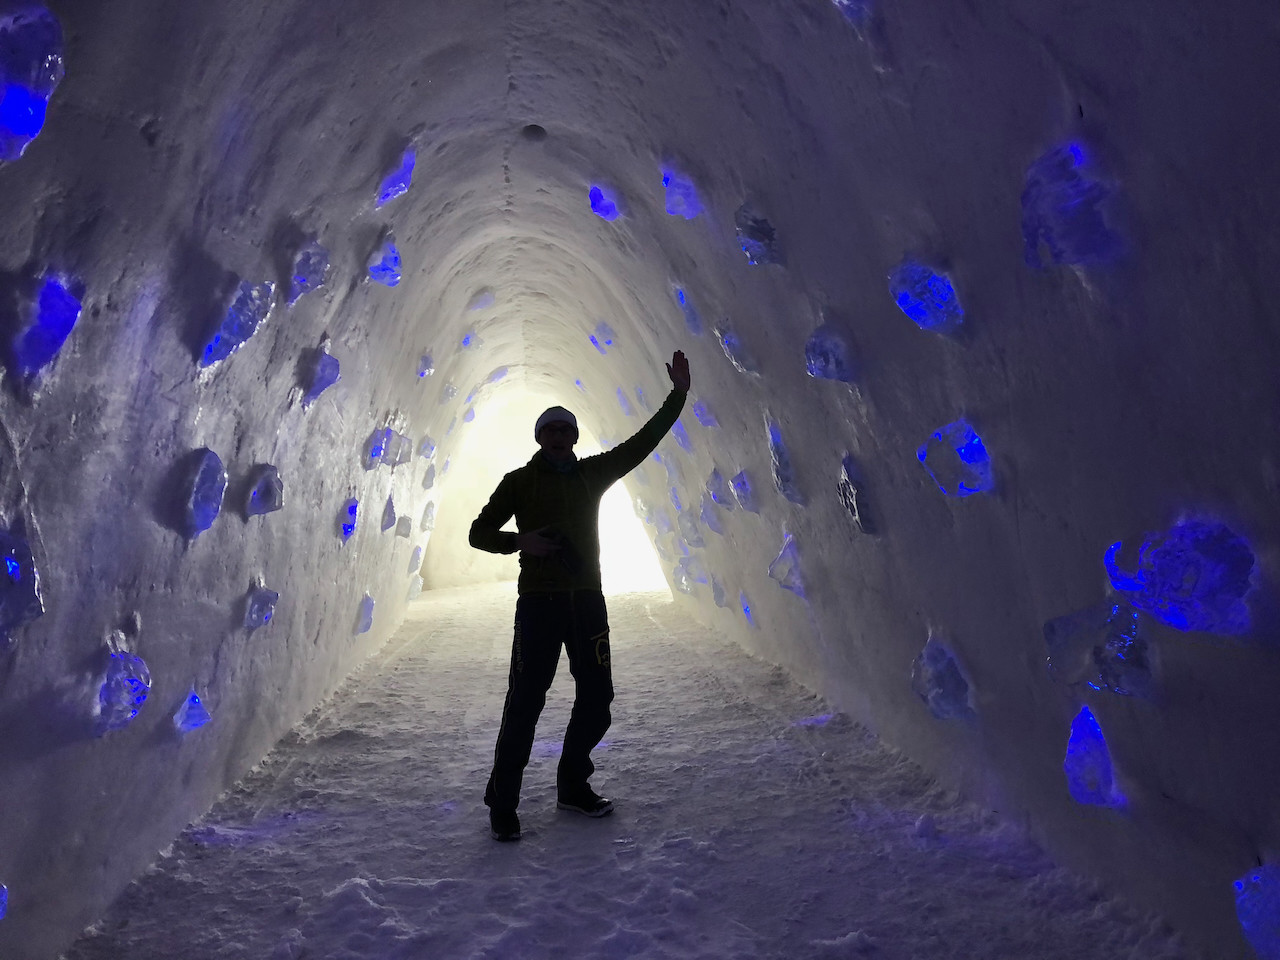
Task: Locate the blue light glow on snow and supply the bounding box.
[740,591,755,626]
[1022,142,1122,268]
[1104,519,1254,634]
[575,379,586,392]
[4,557,18,581]
[11,274,81,377]
[0,527,42,640]
[692,399,718,427]
[917,420,993,497]
[591,322,616,355]
[0,7,64,162]
[376,146,416,207]
[1235,864,1280,960]
[1063,706,1125,807]
[0,881,7,920]
[589,184,620,220]
[673,286,702,335]
[367,234,402,286]
[888,258,963,333]
[662,167,702,218]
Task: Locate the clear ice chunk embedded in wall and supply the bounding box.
[692,399,718,427]
[888,258,963,333]
[1043,601,1153,698]
[95,632,151,736]
[711,577,728,607]
[633,497,654,525]
[418,435,436,460]
[917,420,993,497]
[381,496,396,532]
[804,326,855,382]
[395,516,411,538]
[669,487,682,512]
[200,280,274,367]
[383,431,413,468]
[422,463,436,490]
[420,501,435,532]
[1022,143,1122,268]
[735,204,782,265]
[634,386,651,413]
[367,232,402,287]
[672,420,693,453]
[768,533,805,598]
[302,341,340,407]
[672,562,694,594]
[408,546,422,574]
[243,583,278,629]
[739,591,755,626]
[653,508,674,535]
[185,448,227,538]
[589,184,620,220]
[673,287,702,336]
[677,511,704,548]
[288,239,331,305]
[1235,864,1280,960]
[245,464,284,517]
[699,494,724,535]
[706,468,733,507]
[661,166,702,218]
[730,470,758,513]
[356,594,374,634]
[0,881,6,919]
[767,419,804,504]
[910,636,974,720]
[467,288,495,311]
[0,527,43,641]
[460,330,482,350]
[408,575,424,600]
[173,688,212,732]
[10,274,81,378]
[339,497,358,541]
[831,0,871,26]
[487,366,508,384]
[440,382,457,403]
[1105,519,1254,635]
[616,387,633,416]
[363,427,392,471]
[837,453,871,533]
[591,321,616,355]
[713,323,758,374]
[1063,706,1124,807]
[0,7,65,162]
[376,146,416,207]
[418,352,434,378]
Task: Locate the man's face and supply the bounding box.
[537,421,577,462]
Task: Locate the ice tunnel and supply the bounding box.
[0,1,1278,957]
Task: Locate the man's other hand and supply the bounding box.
[516,530,561,557]
[667,350,691,392]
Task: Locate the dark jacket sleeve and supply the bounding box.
[594,387,687,484]
[469,473,519,554]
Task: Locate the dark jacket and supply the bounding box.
[469,387,686,593]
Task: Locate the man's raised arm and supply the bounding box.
[469,474,519,554]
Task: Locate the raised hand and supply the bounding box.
[666,350,691,392]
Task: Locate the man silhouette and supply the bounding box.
[469,350,691,841]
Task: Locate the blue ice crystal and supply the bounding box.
[634,386,651,413]
[706,468,733,507]
[245,464,283,517]
[692,399,718,428]
[367,233,402,286]
[667,486,682,512]
[804,327,855,382]
[711,577,728,608]
[589,184,620,220]
[653,508,674,535]
[185,448,227,538]
[615,387,633,416]
[96,636,151,735]
[740,591,755,626]
[422,463,436,490]
[1235,864,1280,960]
[699,494,724,535]
[837,453,871,533]
[713,323,758,374]
[339,498,358,541]
[672,561,694,595]
[288,239,331,305]
[363,427,392,471]
[767,419,804,504]
[1044,601,1153,697]
[418,352,434,378]
[0,881,7,919]
[0,527,43,640]
[768,533,805,598]
[243,584,278,629]
[356,594,374,634]
[409,545,423,574]
[662,167,702,218]
[1022,143,1122,268]
[420,500,435,532]
[0,7,64,162]
[1064,706,1124,807]
[376,146,416,207]
[730,470,759,513]
[911,637,974,720]
[302,343,340,407]
[463,406,475,423]
[677,511,703,548]
[735,204,782,265]
[173,688,212,732]
[665,420,690,454]
[467,288,495,311]
[10,274,81,378]
[887,258,964,333]
[831,0,872,27]
[673,287,702,335]
[381,496,396,532]
[917,420,993,497]
[591,322,616,355]
[1105,519,1254,635]
[200,280,274,367]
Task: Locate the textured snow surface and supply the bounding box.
[66,585,1192,960]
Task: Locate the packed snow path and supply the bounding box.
[66,584,1192,960]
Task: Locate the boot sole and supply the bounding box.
[556,799,614,818]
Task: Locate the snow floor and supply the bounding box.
[65,583,1195,960]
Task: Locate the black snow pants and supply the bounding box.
[484,589,614,812]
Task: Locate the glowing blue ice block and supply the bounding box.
[804,327,855,381]
[739,591,755,626]
[200,280,274,367]
[910,637,974,720]
[768,533,805,598]
[418,435,436,460]
[339,498,358,541]
[699,494,724,535]
[288,239,331,305]
[730,470,758,513]
[1022,143,1122,268]
[363,427,392,471]
[0,7,64,162]
[589,184,620,220]
[244,584,278,629]
[302,342,339,407]
[672,420,693,453]
[409,546,422,574]
[591,322,616,355]
[418,352,434,378]
[356,594,374,634]
[692,399,718,427]
[831,0,871,26]
[245,464,283,517]
[10,274,81,378]
[661,167,702,218]
[634,387,651,413]
[1063,706,1124,807]
[173,688,212,732]
[917,420,993,497]
[0,881,7,919]
[376,146,415,207]
[713,323,758,374]
[1105,519,1254,635]
[669,487,682,512]
[767,419,804,504]
[1235,864,1280,960]
[95,635,151,735]
[381,496,396,532]
[367,233,402,286]
[887,258,963,333]
[705,468,733,507]
[616,387,633,416]
[735,204,782,265]
[673,287,702,335]
[185,448,226,538]
[0,527,43,640]
[677,511,704,548]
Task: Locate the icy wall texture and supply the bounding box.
[0,0,1277,957]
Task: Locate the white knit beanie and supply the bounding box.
[534,406,578,439]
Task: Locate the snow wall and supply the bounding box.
[1,1,1278,957]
